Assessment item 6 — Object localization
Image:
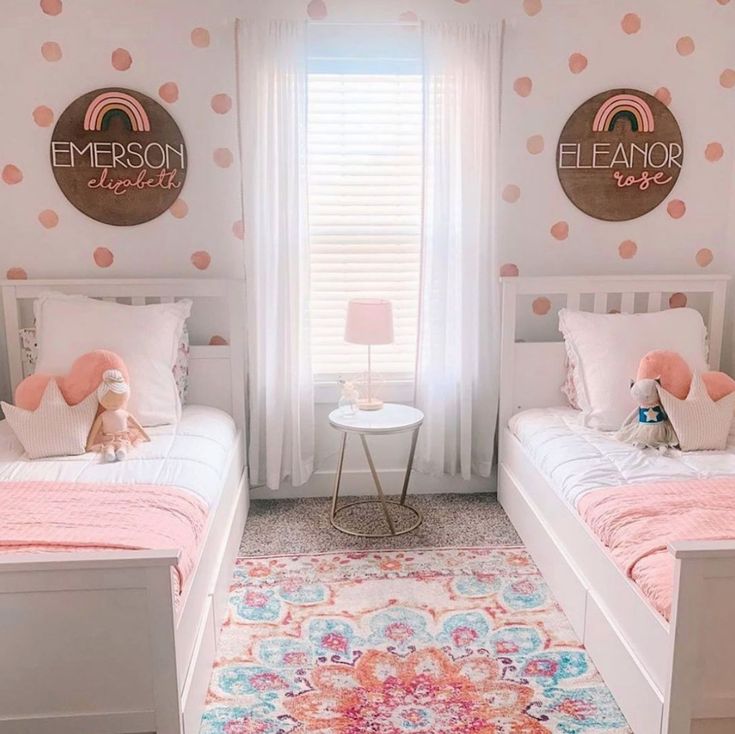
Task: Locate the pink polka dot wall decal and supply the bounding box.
[676,36,695,56]
[500,263,519,277]
[399,11,418,21]
[93,247,114,268]
[6,267,27,280]
[191,251,211,270]
[618,240,637,259]
[705,142,724,162]
[532,297,551,315]
[32,105,54,127]
[669,292,687,308]
[526,134,544,154]
[38,209,58,228]
[211,94,232,115]
[232,220,245,239]
[550,221,569,240]
[696,248,714,267]
[213,148,233,168]
[40,0,62,16]
[513,77,533,97]
[621,13,641,34]
[568,53,588,74]
[169,198,188,219]
[502,184,521,203]
[190,27,210,48]
[159,82,179,104]
[523,0,543,17]
[209,335,229,346]
[111,48,132,71]
[41,41,62,62]
[454,0,472,4]
[307,0,328,20]
[667,199,686,219]
[654,87,672,106]
[2,164,23,185]
[716,0,731,5]
[720,69,735,88]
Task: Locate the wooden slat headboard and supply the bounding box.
[499,274,730,431]
[0,278,246,429]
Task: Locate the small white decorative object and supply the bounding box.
[1,380,98,459]
[337,379,359,416]
[659,372,735,451]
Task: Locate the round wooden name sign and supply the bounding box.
[556,88,683,221]
[50,87,187,226]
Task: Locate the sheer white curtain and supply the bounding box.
[237,19,314,490]
[414,22,502,480]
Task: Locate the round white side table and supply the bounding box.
[328,403,424,538]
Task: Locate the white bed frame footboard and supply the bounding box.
[498,274,735,734]
[0,279,249,734]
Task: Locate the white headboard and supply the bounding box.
[0,278,246,429]
[499,274,730,430]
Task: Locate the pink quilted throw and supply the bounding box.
[0,481,208,591]
[578,478,735,620]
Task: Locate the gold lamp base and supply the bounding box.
[358,398,383,411]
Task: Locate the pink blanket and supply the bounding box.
[578,478,735,620]
[0,481,208,592]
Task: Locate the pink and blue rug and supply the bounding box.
[202,547,630,733]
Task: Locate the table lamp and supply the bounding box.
[344,298,394,411]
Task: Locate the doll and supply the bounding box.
[616,377,678,450]
[86,369,150,462]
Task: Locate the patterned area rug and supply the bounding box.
[201,547,630,734]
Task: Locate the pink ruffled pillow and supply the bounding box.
[14,350,128,411]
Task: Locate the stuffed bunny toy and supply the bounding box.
[86,369,150,462]
[616,377,678,450]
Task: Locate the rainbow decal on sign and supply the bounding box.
[83,91,151,132]
[592,93,655,133]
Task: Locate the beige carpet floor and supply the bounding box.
[239,493,520,555]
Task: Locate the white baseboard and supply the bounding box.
[251,468,495,500]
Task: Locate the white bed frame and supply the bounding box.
[0,279,248,734]
[498,274,735,734]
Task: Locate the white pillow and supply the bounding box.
[34,293,191,426]
[559,307,709,430]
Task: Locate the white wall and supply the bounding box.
[1,0,734,496]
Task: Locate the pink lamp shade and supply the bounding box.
[344,299,394,345]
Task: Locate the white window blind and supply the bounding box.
[307,70,423,378]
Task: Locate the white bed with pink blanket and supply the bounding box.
[0,279,248,734]
[0,405,237,598]
[499,274,735,734]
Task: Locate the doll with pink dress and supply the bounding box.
[86,369,150,461]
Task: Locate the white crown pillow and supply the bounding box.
[34,293,191,426]
[2,380,98,459]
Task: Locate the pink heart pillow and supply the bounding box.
[15,350,129,410]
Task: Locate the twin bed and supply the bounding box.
[0,279,248,734]
[499,275,735,734]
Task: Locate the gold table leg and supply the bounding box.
[330,432,348,524]
[329,427,423,538]
[359,434,396,535]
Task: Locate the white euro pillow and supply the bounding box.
[34,293,191,426]
[559,307,709,430]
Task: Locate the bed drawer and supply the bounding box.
[182,595,216,734]
[499,463,588,636]
[584,591,663,734]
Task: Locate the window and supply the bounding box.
[307,30,423,379]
